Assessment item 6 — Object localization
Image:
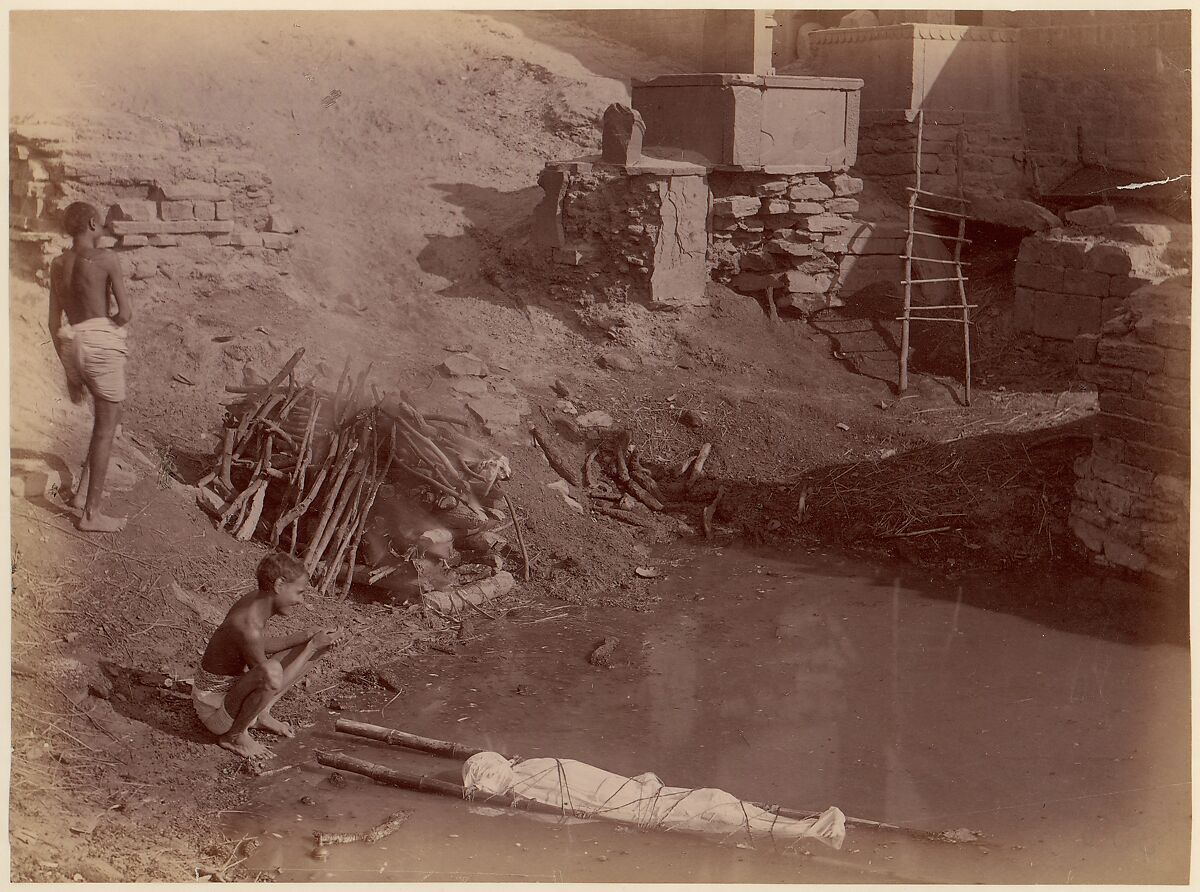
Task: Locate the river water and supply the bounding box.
[227,544,1190,883]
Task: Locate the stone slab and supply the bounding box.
[159,200,197,222]
[467,397,522,429]
[110,220,233,235]
[441,354,490,378]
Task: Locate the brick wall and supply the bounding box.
[1070,278,1190,579]
[10,123,295,286]
[854,111,1028,204]
[1019,18,1191,189]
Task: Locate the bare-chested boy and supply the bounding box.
[193,553,345,759]
[48,201,132,533]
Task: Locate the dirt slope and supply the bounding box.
[7,11,1113,882]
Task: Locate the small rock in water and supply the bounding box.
[588,637,620,667]
[312,846,330,861]
[836,422,850,431]
[300,796,317,806]
[328,772,347,788]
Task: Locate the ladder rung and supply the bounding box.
[897,317,975,324]
[910,229,971,243]
[903,255,970,265]
[900,304,978,309]
[912,204,969,219]
[903,276,968,284]
[905,186,968,203]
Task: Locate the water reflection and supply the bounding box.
[230,544,1190,883]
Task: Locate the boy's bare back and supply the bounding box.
[50,247,120,325]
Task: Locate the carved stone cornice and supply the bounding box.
[810,24,1018,44]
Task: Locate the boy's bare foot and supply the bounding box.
[78,512,127,533]
[253,713,295,738]
[218,731,274,760]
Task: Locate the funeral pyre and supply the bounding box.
[195,349,518,606]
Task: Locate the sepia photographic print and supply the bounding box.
[7,5,1191,883]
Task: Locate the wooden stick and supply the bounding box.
[319,460,371,595]
[219,427,236,494]
[234,480,268,541]
[684,443,712,491]
[702,486,724,540]
[612,441,632,484]
[325,423,379,595]
[529,426,580,487]
[273,432,339,550]
[341,441,394,600]
[766,286,779,322]
[625,479,664,512]
[218,475,263,528]
[234,392,284,453]
[757,803,964,845]
[502,492,531,582]
[303,441,359,570]
[315,811,410,847]
[425,413,469,428]
[307,447,364,575]
[593,504,656,529]
[582,448,600,488]
[393,459,465,504]
[333,719,502,760]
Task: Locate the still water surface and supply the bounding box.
[229,544,1190,883]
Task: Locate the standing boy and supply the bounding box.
[193,553,345,759]
[48,201,132,532]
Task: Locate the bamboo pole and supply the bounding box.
[315,752,570,818]
[334,719,504,760]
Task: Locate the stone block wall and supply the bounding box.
[10,122,296,286]
[1012,226,1175,354]
[854,111,1028,204]
[1070,278,1190,579]
[1019,18,1191,190]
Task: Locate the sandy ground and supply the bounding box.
[7,11,1184,882]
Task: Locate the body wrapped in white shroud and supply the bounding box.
[462,751,845,849]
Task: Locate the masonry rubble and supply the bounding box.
[1011,211,1179,360]
[1070,277,1190,579]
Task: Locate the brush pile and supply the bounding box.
[196,349,518,598]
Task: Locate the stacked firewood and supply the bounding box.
[197,349,516,597]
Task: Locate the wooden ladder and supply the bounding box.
[898,109,974,406]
